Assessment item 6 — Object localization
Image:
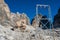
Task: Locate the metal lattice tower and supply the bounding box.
[36,4,52,35]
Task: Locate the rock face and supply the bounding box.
[0,0,60,40]
[0,0,30,27]
[0,25,60,40]
[0,0,10,26]
[53,8,60,28]
[0,0,10,18]
[0,0,4,4]
[10,12,30,29]
[0,0,31,32]
[31,14,42,28]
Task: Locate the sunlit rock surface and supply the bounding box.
[0,0,10,26]
[0,0,4,4]
[0,25,60,40]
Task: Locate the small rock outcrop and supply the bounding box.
[31,14,42,28]
[53,8,60,28]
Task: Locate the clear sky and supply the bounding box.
[5,0,60,21]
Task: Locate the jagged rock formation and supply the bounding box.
[0,0,31,31]
[53,8,60,28]
[10,12,30,29]
[0,0,10,18]
[0,0,10,26]
[0,0,30,27]
[31,14,42,28]
[0,0,60,40]
[0,0,4,4]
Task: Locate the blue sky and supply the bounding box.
[5,0,60,22]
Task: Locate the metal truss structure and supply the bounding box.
[36,4,53,37]
[36,4,52,29]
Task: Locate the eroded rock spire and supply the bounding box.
[0,0,4,4]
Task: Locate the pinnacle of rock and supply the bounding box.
[0,0,4,4]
